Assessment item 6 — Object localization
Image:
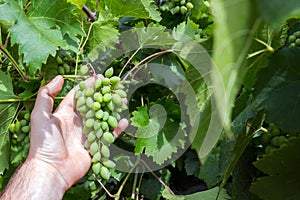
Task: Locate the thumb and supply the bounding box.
[31,76,64,122]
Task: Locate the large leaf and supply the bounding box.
[256,0,300,28]
[104,0,161,22]
[250,137,300,200]
[253,48,300,133]
[0,0,83,74]
[210,0,259,132]
[0,71,19,174]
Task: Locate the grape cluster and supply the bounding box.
[56,56,71,75]
[75,66,127,181]
[260,123,288,154]
[288,31,300,48]
[9,110,31,162]
[159,0,194,15]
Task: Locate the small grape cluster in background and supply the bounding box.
[288,30,300,48]
[9,110,31,164]
[75,66,127,181]
[158,0,194,15]
[259,123,290,154]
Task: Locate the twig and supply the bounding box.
[141,160,175,195]
[92,174,118,198]
[82,5,96,22]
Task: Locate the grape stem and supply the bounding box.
[141,160,175,195]
[92,173,118,198]
[122,49,173,81]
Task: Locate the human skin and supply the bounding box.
[0,75,128,200]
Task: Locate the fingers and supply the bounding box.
[113,118,129,138]
[54,75,103,114]
[31,76,64,122]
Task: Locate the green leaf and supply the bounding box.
[0,71,19,174]
[210,0,259,132]
[0,0,83,74]
[250,137,300,200]
[104,0,161,21]
[87,11,120,52]
[257,0,300,28]
[199,151,220,188]
[174,19,200,40]
[133,99,186,165]
[162,186,231,200]
[253,48,300,133]
[184,151,200,177]
[131,106,150,127]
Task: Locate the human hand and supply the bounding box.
[28,75,128,190]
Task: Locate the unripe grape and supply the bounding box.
[289,43,296,48]
[101,86,111,94]
[90,141,99,156]
[101,145,110,158]
[108,116,118,129]
[271,136,287,147]
[94,79,102,90]
[107,101,115,111]
[63,63,70,74]
[96,129,103,138]
[180,0,185,5]
[105,67,114,78]
[85,88,94,97]
[21,125,30,133]
[9,124,15,132]
[85,110,95,119]
[101,122,109,132]
[92,102,101,110]
[270,123,280,136]
[74,90,82,100]
[103,93,112,102]
[289,35,296,43]
[56,56,63,64]
[100,166,111,180]
[94,120,101,130]
[102,78,111,86]
[24,113,30,121]
[77,105,88,114]
[92,152,101,163]
[296,38,300,46]
[102,159,116,169]
[20,119,27,127]
[15,121,21,132]
[92,162,101,174]
[115,90,127,98]
[114,82,124,90]
[294,31,300,37]
[186,2,194,9]
[110,76,120,85]
[112,93,122,105]
[17,133,27,142]
[95,110,104,119]
[102,112,109,121]
[87,131,96,143]
[261,132,272,147]
[76,96,85,107]
[265,145,276,154]
[171,6,180,14]
[85,97,94,108]
[103,131,115,144]
[93,93,103,102]
[85,118,95,128]
[80,65,89,75]
[79,81,87,90]
[180,6,188,14]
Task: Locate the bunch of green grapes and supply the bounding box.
[260,123,289,154]
[159,0,194,15]
[9,110,31,164]
[75,66,127,181]
[288,30,300,48]
[56,56,71,75]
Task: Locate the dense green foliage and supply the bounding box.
[0,0,300,199]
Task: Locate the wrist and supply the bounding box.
[1,158,68,200]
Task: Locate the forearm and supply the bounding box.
[0,158,67,200]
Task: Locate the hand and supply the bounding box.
[29,75,128,189]
[0,75,128,200]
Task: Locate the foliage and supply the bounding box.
[0,0,300,199]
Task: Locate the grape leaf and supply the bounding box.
[253,48,300,133]
[162,186,230,200]
[174,19,200,40]
[67,0,85,9]
[104,0,161,22]
[250,137,300,200]
[257,0,300,28]
[131,106,150,127]
[199,151,220,188]
[87,11,120,52]
[132,99,186,165]
[0,71,19,174]
[0,0,83,74]
[184,150,200,177]
[210,0,258,132]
